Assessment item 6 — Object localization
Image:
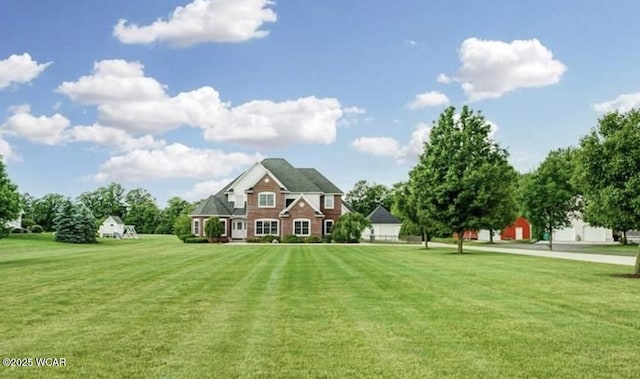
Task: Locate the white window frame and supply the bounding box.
[324,195,334,209]
[258,192,276,208]
[219,219,227,237]
[255,219,279,236]
[293,218,311,237]
[324,219,334,235]
[193,219,200,236]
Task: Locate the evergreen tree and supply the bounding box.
[54,199,98,243]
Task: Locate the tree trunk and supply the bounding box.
[489,228,494,244]
[457,231,464,254]
[423,230,429,249]
[548,227,553,251]
[622,230,628,245]
[635,245,640,275]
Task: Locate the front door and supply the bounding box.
[515,227,523,240]
[232,220,247,239]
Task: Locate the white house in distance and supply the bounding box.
[6,213,22,230]
[362,205,402,242]
[553,216,613,242]
[98,216,125,238]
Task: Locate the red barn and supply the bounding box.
[501,216,531,240]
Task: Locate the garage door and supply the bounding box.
[582,226,608,242]
[553,227,575,242]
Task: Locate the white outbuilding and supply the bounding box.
[98,216,125,238]
[362,205,402,242]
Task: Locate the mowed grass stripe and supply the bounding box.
[350,246,640,377]
[2,236,640,378]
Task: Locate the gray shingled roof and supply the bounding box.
[191,179,235,216]
[261,158,343,193]
[298,168,343,194]
[109,216,124,225]
[261,158,322,192]
[367,205,401,224]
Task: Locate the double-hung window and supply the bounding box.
[255,220,279,236]
[294,219,311,236]
[258,192,276,208]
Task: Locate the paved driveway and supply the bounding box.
[429,242,635,266]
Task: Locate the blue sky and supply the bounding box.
[2,0,640,206]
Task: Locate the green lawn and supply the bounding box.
[579,243,640,256]
[2,235,640,378]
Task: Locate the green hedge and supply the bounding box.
[184,237,209,243]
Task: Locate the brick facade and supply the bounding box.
[246,174,285,238]
[281,198,323,237]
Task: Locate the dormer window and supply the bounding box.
[258,192,276,208]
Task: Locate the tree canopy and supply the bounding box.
[331,212,372,243]
[0,156,21,237]
[575,109,640,273]
[410,105,515,253]
[346,180,393,216]
[518,148,580,250]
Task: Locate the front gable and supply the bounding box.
[280,194,324,218]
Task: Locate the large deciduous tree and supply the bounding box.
[575,109,640,273]
[392,181,431,248]
[478,162,519,243]
[0,156,21,237]
[78,182,126,221]
[157,197,193,234]
[519,148,580,251]
[32,193,66,232]
[410,105,515,254]
[124,188,160,234]
[346,180,392,216]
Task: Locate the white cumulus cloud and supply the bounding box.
[70,124,166,152]
[353,116,497,163]
[593,92,640,113]
[441,38,567,101]
[57,59,346,148]
[181,178,235,201]
[0,137,19,162]
[56,60,167,105]
[92,143,262,182]
[352,124,433,162]
[0,53,52,89]
[1,105,70,145]
[352,137,402,158]
[407,91,450,110]
[114,0,277,47]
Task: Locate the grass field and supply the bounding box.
[2,234,640,378]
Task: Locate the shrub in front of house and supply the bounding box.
[184,237,209,243]
[283,235,302,243]
[29,225,43,233]
[179,233,196,242]
[260,235,280,243]
[246,237,262,243]
[304,236,322,243]
[322,235,333,243]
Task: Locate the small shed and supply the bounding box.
[362,205,402,242]
[99,216,125,238]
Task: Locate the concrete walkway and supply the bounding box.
[429,242,636,266]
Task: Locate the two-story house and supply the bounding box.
[190,158,348,240]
